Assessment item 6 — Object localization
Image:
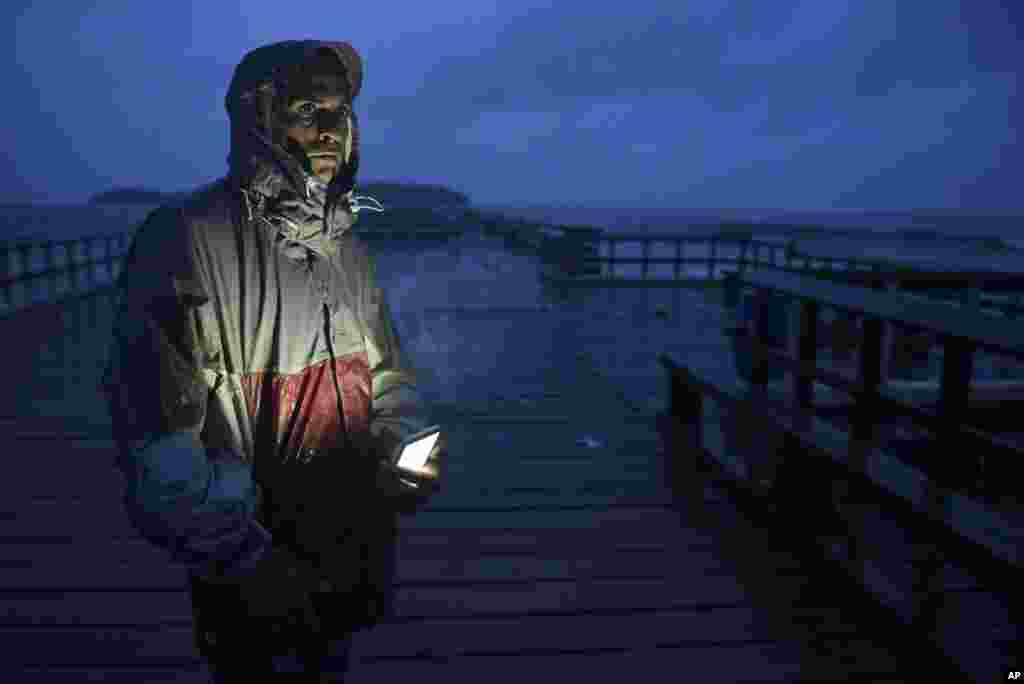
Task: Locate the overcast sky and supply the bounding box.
[4,1,1021,209]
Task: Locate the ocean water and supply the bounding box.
[477,204,1024,244]
[371,236,719,411]
[5,202,1024,309]
[5,203,1022,419]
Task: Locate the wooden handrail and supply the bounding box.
[560,232,1024,317]
[0,234,133,316]
[730,326,1024,460]
[571,234,788,284]
[735,269,1024,497]
[739,270,1024,361]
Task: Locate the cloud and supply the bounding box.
[453,110,563,153]
[1,0,1020,207]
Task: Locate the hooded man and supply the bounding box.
[99,40,444,682]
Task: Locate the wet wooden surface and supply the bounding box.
[0,288,967,682]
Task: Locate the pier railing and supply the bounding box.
[542,232,789,288]
[659,269,1023,677]
[0,224,465,319]
[0,234,132,320]
[729,269,1024,502]
[782,247,1024,319]
[544,231,1024,319]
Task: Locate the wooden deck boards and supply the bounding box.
[0,297,951,682]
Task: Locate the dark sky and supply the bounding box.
[4,1,1021,209]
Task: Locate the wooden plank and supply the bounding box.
[0,536,743,591]
[8,647,910,684]
[0,531,723,581]
[9,667,206,684]
[0,606,808,667]
[1,430,667,477]
[0,574,758,625]
[0,522,719,556]
[9,487,679,509]
[5,489,676,512]
[0,461,671,498]
[343,641,904,684]
[2,462,670,504]
[0,496,689,539]
[396,506,685,531]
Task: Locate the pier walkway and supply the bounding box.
[0,283,966,682]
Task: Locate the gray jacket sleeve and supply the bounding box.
[99,206,271,582]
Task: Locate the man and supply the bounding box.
[100,40,444,682]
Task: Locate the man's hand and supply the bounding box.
[375,433,444,515]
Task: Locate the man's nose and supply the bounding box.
[318,131,340,148]
[315,109,346,139]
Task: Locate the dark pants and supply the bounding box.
[206,634,353,682]
[189,573,359,682]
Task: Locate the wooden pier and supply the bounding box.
[0,225,1015,682]
[1,279,978,682]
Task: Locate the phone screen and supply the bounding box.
[396,430,440,471]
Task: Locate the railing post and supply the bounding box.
[106,237,116,284]
[792,299,819,420]
[738,240,749,277]
[18,245,31,311]
[608,238,616,280]
[852,315,883,459]
[750,287,772,389]
[0,246,8,311]
[83,237,95,293]
[669,367,704,451]
[708,238,718,283]
[833,314,882,587]
[909,479,947,638]
[641,239,650,280]
[673,239,682,280]
[868,275,898,386]
[46,243,59,303]
[962,278,981,313]
[937,335,978,488]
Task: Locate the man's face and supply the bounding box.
[280,71,351,184]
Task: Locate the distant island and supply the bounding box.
[89,180,472,209]
[360,180,470,209]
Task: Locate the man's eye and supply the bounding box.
[296,103,317,116]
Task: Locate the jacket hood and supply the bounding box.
[224,40,365,213]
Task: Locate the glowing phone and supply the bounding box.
[391,425,442,472]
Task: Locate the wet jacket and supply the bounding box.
[99,40,432,645]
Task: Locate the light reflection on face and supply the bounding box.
[281,71,351,184]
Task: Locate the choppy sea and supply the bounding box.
[3,201,1022,413]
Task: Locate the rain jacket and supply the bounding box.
[99,40,432,648]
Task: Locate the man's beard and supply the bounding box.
[284,137,319,178]
[282,140,338,186]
